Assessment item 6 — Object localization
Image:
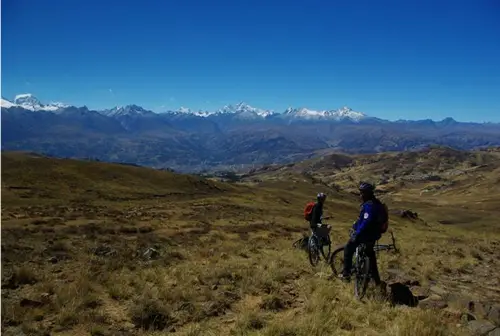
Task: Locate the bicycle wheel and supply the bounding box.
[292,237,305,249]
[320,239,331,261]
[308,236,320,266]
[328,245,345,275]
[354,253,370,300]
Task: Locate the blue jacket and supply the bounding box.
[352,199,383,242]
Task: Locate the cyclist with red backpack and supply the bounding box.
[304,192,332,246]
[338,182,389,284]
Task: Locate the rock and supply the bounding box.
[488,328,500,336]
[410,286,429,299]
[388,282,418,307]
[426,294,443,301]
[461,313,477,323]
[93,245,116,257]
[20,298,44,307]
[446,293,474,310]
[429,285,448,296]
[2,327,27,336]
[142,247,160,260]
[467,320,496,335]
[48,256,58,264]
[488,305,500,326]
[419,298,448,310]
[121,322,135,330]
[40,293,51,303]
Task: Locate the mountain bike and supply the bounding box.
[292,235,308,250]
[329,230,398,299]
[307,223,332,267]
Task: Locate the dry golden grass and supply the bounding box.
[1,150,499,335]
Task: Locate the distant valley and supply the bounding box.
[2,94,500,173]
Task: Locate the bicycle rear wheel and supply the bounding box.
[328,245,345,275]
[308,236,320,266]
[354,254,370,299]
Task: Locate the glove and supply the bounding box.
[349,230,357,243]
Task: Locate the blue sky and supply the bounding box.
[2,0,500,122]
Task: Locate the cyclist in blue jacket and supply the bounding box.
[338,182,383,284]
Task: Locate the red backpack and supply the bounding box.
[304,202,315,221]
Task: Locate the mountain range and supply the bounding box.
[2,94,500,172]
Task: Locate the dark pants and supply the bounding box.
[342,239,381,285]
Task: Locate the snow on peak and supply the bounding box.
[331,106,366,121]
[2,95,368,122]
[1,98,17,109]
[178,107,191,113]
[101,104,155,117]
[284,107,330,118]
[14,93,41,106]
[174,106,211,117]
[216,102,274,117]
[3,93,68,112]
[283,106,366,121]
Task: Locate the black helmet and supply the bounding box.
[317,192,327,200]
[359,182,375,193]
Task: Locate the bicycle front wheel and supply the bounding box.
[320,241,331,261]
[328,245,345,275]
[354,255,370,300]
[292,237,305,249]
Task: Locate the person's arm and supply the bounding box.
[354,202,375,236]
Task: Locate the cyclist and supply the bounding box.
[309,192,331,246]
[338,182,382,285]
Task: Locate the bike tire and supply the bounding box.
[292,237,304,249]
[308,236,320,267]
[390,231,400,253]
[354,255,370,300]
[321,242,331,261]
[328,245,345,275]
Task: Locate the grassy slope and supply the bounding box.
[1,151,499,336]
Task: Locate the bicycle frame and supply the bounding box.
[308,223,332,266]
[374,231,398,253]
[328,230,399,299]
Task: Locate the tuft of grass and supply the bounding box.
[10,265,38,287]
[1,151,499,335]
[131,293,176,331]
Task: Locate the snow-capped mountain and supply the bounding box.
[215,102,275,118]
[174,107,212,117]
[3,92,500,173]
[1,98,17,109]
[100,104,155,117]
[1,93,368,122]
[1,94,69,112]
[283,106,366,121]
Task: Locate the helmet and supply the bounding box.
[317,192,327,200]
[359,182,375,193]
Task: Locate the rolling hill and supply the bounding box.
[2,150,499,335]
